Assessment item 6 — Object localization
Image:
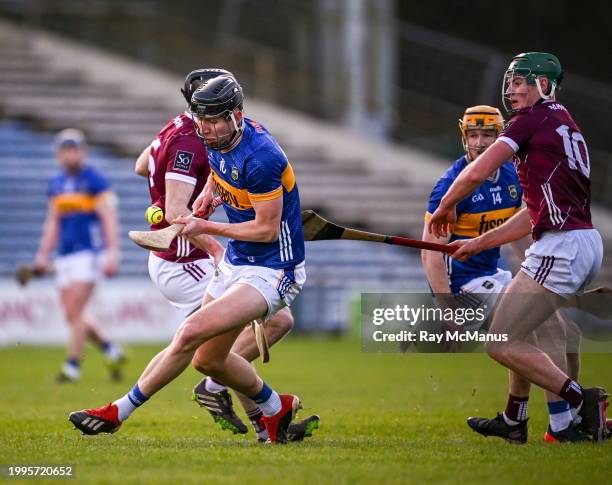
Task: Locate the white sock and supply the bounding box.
[104,344,123,361]
[113,395,136,422]
[550,409,573,432]
[61,362,80,380]
[204,377,227,393]
[113,384,149,422]
[257,391,282,417]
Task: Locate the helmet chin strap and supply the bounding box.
[221,112,244,150]
[466,146,485,162]
[536,77,557,101]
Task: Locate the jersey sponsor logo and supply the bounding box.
[508,185,518,200]
[211,169,252,210]
[478,213,512,235]
[453,207,519,237]
[215,182,241,208]
[231,166,239,181]
[173,151,194,172]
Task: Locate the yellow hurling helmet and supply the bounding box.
[458,105,505,154]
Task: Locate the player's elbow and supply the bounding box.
[260,224,280,242]
[134,165,147,177]
[465,170,486,185]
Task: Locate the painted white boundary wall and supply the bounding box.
[0,279,181,346]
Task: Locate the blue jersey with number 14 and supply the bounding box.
[426,156,522,293]
[207,118,305,270]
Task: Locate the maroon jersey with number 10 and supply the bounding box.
[498,99,593,240]
[148,111,210,262]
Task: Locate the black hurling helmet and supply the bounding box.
[190,75,244,118]
[190,75,245,149]
[180,68,235,104]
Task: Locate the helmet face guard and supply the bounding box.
[458,105,504,158]
[502,52,563,113]
[190,76,245,150]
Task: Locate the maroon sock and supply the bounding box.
[246,408,265,432]
[558,378,583,409]
[504,394,529,422]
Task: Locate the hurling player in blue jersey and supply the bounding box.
[34,129,124,382]
[69,76,306,444]
[423,106,522,299]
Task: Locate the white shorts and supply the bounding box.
[148,253,216,318]
[459,268,512,295]
[521,229,603,297]
[55,250,104,289]
[206,257,306,321]
[452,269,512,330]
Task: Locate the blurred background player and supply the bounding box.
[33,128,124,382]
[133,68,318,442]
[430,52,609,442]
[423,106,585,443]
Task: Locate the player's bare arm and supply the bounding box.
[177,196,282,243]
[165,178,225,264]
[421,219,452,293]
[429,141,515,238]
[134,145,151,177]
[94,190,120,276]
[34,202,59,271]
[451,208,531,262]
[165,179,196,222]
[192,172,215,217]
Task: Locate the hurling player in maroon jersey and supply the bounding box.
[131,69,316,442]
[429,52,608,443]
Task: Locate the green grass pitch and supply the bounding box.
[0,337,610,484]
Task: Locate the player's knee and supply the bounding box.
[191,353,224,376]
[274,310,294,336]
[172,324,202,354]
[485,340,509,363]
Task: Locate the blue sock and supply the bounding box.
[100,341,112,353]
[127,384,149,407]
[249,382,273,403]
[113,384,149,421]
[249,382,281,417]
[67,357,80,368]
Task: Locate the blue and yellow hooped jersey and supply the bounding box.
[48,166,111,255]
[207,118,305,269]
[425,156,522,293]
